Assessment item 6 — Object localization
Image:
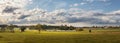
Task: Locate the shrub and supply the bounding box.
[76,28,84,31]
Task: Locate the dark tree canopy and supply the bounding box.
[20,26,26,32]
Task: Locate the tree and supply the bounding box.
[29,25,35,30]
[20,26,26,32]
[64,25,69,30]
[42,24,47,30]
[35,24,42,33]
[7,24,15,33]
[69,26,75,30]
[59,25,69,30]
[0,27,6,32]
[89,29,92,33]
[0,25,7,32]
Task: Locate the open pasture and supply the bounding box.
[0,29,120,43]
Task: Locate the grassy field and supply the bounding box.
[0,29,120,43]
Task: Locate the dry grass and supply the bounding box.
[0,29,120,43]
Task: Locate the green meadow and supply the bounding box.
[0,29,120,43]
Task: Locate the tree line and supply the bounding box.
[0,24,76,33]
[1,24,119,33]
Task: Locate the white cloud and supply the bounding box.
[0,0,32,24]
[73,3,79,6]
[1,6,120,26]
[99,0,110,2]
[0,0,120,26]
[80,2,87,5]
[22,8,120,26]
[70,2,87,7]
[108,10,120,15]
[84,0,110,3]
[85,0,94,3]
[0,0,32,8]
[70,3,79,7]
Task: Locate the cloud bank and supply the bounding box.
[0,0,120,26]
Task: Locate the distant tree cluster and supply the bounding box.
[0,24,76,33]
[0,24,17,33]
[28,24,75,30]
[1,24,120,33]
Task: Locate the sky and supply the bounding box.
[0,0,120,27]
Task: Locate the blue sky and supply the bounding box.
[27,0,120,12]
[0,0,120,27]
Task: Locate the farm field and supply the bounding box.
[0,29,120,43]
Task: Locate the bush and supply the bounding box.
[76,28,84,31]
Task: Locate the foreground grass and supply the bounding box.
[0,29,120,43]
